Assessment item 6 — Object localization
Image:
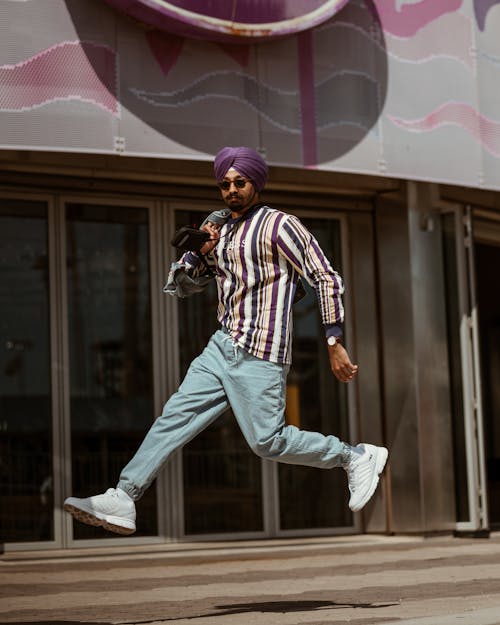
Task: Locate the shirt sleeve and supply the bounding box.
[276,215,345,336]
[177,250,216,278]
[163,250,216,298]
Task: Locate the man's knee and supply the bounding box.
[252,432,286,459]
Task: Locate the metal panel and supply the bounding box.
[453,206,489,532]
[375,191,422,532]
[375,182,457,533]
[407,182,456,532]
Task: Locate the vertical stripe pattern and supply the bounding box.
[184,206,344,365]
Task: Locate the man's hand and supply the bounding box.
[199,222,220,255]
[328,343,359,383]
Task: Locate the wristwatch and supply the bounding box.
[327,336,341,347]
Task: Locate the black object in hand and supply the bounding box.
[171,226,211,253]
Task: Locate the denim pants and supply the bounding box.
[118,329,351,500]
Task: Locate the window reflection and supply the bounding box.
[0,200,53,542]
[66,203,157,538]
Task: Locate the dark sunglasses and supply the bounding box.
[218,178,249,191]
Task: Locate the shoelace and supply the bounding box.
[345,454,365,492]
[346,464,359,492]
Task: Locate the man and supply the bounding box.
[64,147,388,535]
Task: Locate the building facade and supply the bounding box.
[1,0,499,551]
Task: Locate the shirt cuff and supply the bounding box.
[325,323,343,339]
[184,251,201,267]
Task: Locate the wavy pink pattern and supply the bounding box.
[384,11,473,68]
[388,102,500,157]
[373,0,463,37]
[0,41,118,115]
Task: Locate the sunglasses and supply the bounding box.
[218,178,249,191]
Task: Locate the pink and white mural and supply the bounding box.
[0,41,118,116]
[0,0,499,190]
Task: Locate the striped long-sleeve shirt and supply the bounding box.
[180,204,344,365]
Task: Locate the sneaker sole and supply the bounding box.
[350,446,389,512]
[63,503,136,535]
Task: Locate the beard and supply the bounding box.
[224,189,257,213]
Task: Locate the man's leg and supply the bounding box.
[117,353,229,500]
[224,347,350,468]
[64,332,230,533]
[223,344,387,511]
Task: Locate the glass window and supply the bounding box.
[175,209,264,535]
[441,213,469,523]
[278,216,351,530]
[66,203,157,538]
[0,199,53,542]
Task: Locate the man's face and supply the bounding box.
[219,168,258,214]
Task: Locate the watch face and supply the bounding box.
[327,336,337,346]
[102,0,352,43]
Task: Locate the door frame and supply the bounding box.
[441,203,489,532]
[168,202,359,541]
[0,191,61,552]
[1,191,361,550]
[59,194,165,549]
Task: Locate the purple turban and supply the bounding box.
[214,146,268,192]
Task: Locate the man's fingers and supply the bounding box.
[333,364,358,383]
[199,223,220,252]
[328,343,358,383]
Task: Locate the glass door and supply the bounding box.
[278,215,352,532]
[442,206,488,532]
[65,202,158,540]
[173,207,353,537]
[174,208,265,537]
[0,198,54,543]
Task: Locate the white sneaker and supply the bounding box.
[64,488,136,535]
[345,443,388,512]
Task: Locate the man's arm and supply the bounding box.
[276,214,358,383]
[163,224,219,298]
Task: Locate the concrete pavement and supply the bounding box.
[2,532,500,625]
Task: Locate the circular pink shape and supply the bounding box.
[103,0,352,42]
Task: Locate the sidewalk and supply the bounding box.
[2,532,500,625]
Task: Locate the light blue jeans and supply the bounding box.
[118,329,351,501]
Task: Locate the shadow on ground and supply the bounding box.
[123,598,398,622]
[0,599,399,624]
